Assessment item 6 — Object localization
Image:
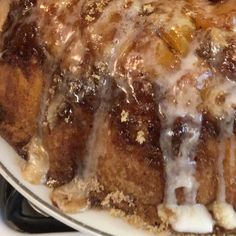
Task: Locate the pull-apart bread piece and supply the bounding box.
[0,0,236,234]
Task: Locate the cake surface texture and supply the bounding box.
[0,0,236,234]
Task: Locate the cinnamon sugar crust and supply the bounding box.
[0,0,236,234]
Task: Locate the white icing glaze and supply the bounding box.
[158,42,199,90]
[21,137,49,184]
[87,0,144,77]
[205,77,236,203]
[217,139,227,203]
[46,94,65,129]
[3,0,236,233]
[38,0,76,54]
[38,61,59,138]
[83,79,111,179]
[51,177,102,213]
[108,1,142,75]
[36,0,196,78]
[213,202,236,230]
[159,44,206,204]
[208,78,236,229]
[37,0,86,74]
[158,204,214,233]
[161,120,201,204]
[205,78,236,120]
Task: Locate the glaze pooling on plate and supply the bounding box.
[0,0,236,234]
[0,136,155,236]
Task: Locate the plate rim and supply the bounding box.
[0,161,112,236]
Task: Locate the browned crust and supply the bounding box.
[0,63,43,148]
[0,0,236,234]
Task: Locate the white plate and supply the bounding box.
[0,137,154,236]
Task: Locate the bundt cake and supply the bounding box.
[0,0,236,234]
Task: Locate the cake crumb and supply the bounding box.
[142,4,155,15]
[136,130,146,144]
[95,61,106,72]
[92,74,101,80]
[51,177,103,213]
[101,191,134,208]
[121,110,129,123]
[85,15,95,22]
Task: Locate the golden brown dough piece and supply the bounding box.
[0,0,236,234]
[0,0,44,148]
[0,64,43,148]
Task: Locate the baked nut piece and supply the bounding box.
[0,0,236,234]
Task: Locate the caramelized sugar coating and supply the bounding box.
[0,0,236,233]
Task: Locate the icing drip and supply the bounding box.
[87,0,143,76]
[46,93,65,129]
[158,204,214,233]
[158,42,199,91]
[160,112,202,204]
[218,138,227,203]
[22,137,49,184]
[107,1,142,75]
[209,78,236,229]
[159,44,204,204]
[38,60,59,136]
[213,202,236,230]
[49,77,112,212]
[217,117,234,204]
[1,0,236,233]
[83,78,112,179]
[206,78,236,202]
